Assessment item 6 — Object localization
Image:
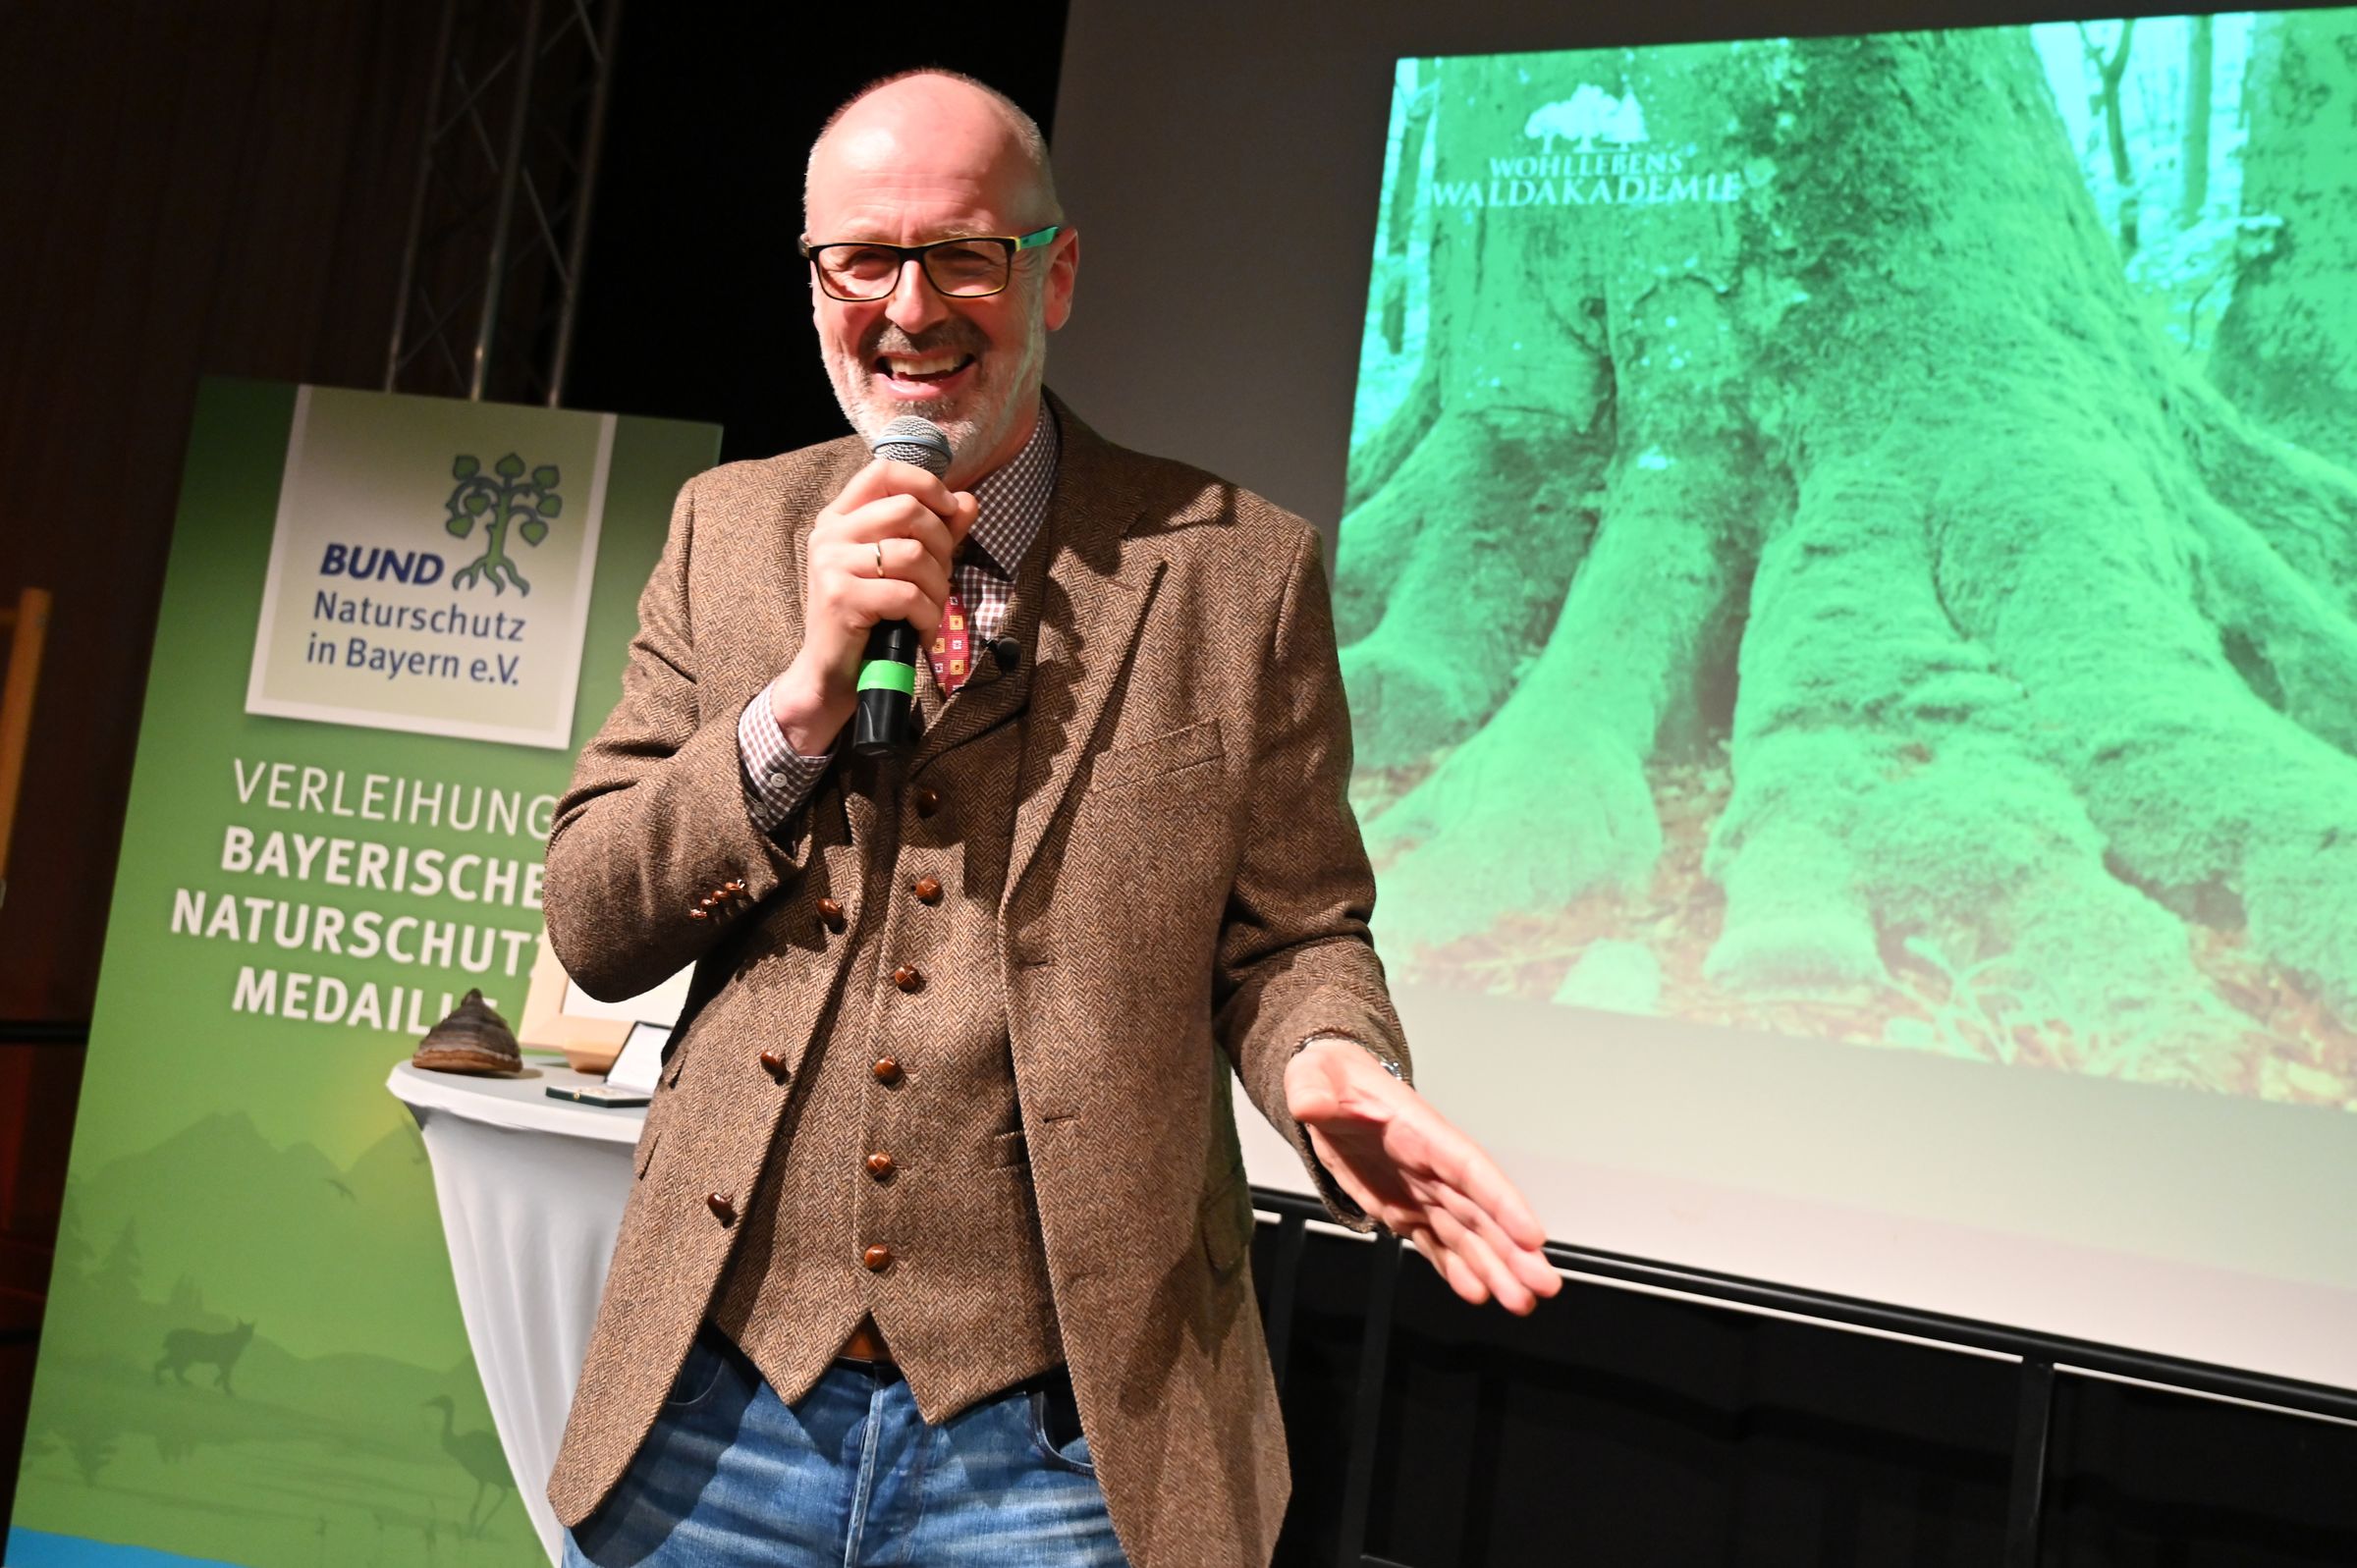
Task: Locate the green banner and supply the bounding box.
[11,380,719,1568]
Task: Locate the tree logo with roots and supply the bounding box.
[444,454,560,596]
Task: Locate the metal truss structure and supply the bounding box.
[386,0,624,407]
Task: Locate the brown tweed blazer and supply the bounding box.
[541,393,1409,1568]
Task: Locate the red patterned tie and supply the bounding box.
[928,591,973,694]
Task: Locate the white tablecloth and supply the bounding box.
[387,1059,645,1565]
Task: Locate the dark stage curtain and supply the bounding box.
[0,0,443,1021]
[0,1,443,1533]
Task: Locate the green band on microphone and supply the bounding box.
[857,661,916,696]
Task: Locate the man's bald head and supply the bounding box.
[804,69,1060,231]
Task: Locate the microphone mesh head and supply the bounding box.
[870,415,954,478]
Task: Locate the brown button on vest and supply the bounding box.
[710,546,1064,1423]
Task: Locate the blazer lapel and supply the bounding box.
[1003,397,1159,915]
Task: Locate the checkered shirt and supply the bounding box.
[739,407,1062,832]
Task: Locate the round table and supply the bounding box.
[386,1059,646,1566]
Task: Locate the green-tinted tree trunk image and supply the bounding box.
[1376,76,1437,356]
[1343,27,2357,1099]
[2080,20,2141,255]
[2179,16,2214,228]
[2211,8,2357,471]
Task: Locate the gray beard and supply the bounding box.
[823,276,1048,477]
[827,355,1037,483]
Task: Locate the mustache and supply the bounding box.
[865,323,987,361]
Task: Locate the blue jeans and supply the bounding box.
[563,1326,1130,1567]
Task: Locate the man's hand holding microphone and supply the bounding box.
[768,418,974,758]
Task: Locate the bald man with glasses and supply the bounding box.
[543,68,1559,1568]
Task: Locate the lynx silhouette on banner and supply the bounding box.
[152,1321,254,1394]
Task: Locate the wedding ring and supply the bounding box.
[873,541,887,578]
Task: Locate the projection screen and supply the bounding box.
[1050,1,2357,1394]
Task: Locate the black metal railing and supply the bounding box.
[1247,1185,2357,1568]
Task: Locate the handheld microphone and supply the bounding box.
[853,415,955,757]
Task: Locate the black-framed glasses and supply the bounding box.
[801,225,1064,301]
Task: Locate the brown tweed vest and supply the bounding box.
[708,532,1063,1421]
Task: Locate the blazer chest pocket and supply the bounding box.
[1086,718,1223,796]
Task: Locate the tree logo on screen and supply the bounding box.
[1524,86,1649,151]
[442,454,562,596]
[1432,83,1747,211]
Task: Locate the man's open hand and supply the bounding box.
[1284,1039,1562,1315]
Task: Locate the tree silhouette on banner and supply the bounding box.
[445,453,561,595]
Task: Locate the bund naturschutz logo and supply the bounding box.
[444,454,562,597]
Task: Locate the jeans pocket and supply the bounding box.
[1026,1378,1097,1476]
[661,1327,732,1411]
